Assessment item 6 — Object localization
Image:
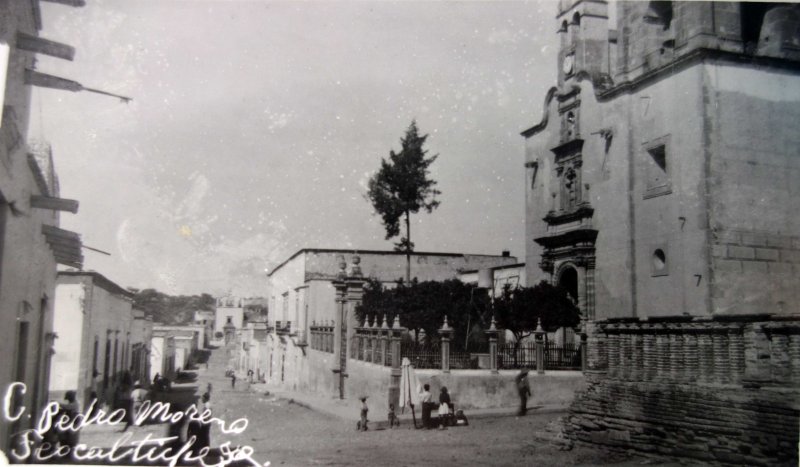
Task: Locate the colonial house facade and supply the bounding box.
[523,1,800,464]
[0,0,85,453]
[129,308,153,385]
[49,271,135,409]
[150,330,176,382]
[213,295,245,345]
[152,324,203,370]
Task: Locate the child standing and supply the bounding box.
[387,403,399,428]
[358,396,368,431]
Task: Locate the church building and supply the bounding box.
[523,1,799,464]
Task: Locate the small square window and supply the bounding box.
[643,136,672,198]
[648,146,667,184]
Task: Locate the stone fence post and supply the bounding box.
[534,319,545,375]
[380,317,389,366]
[439,316,453,373]
[388,316,405,411]
[485,315,499,374]
[370,321,379,363]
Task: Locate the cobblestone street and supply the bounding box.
[71,346,670,467]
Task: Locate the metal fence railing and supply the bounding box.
[498,342,581,370]
[309,325,334,353]
[545,342,582,370]
[400,342,484,370]
[401,341,441,369]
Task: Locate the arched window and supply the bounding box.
[570,12,581,44]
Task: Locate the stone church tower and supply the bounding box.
[523,1,800,464]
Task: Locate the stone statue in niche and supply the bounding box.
[559,161,582,211]
[561,110,578,141]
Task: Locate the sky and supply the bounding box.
[30,0,559,297]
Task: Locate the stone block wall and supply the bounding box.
[711,229,800,315]
[569,317,800,465]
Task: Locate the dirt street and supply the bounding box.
[70,346,668,467]
[212,392,644,467]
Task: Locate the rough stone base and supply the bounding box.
[567,380,799,466]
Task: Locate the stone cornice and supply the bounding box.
[543,204,594,225]
[550,138,584,159]
[534,228,598,249]
[596,48,800,102]
[524,48,800,132]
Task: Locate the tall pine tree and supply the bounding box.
[367,121,440,282]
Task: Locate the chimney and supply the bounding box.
[502,250,510,257]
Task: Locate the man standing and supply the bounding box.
[122,381,148,431]
[59,391,81,453]
[516,368,531,416]
[420,383,433,428]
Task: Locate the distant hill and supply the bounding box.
[130,288,215,325]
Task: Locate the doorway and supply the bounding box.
[558,266,579,306]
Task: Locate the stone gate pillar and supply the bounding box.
[331,256,347,398]
[344,256,365,363]
[342,255,366,399]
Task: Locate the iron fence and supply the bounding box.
[545,342,581,370]
[401,341,441,369]
[400,342,482,369]
[309,325,334,353]
[498,342,581,370]
[498,342,536,369]
[449,350,475,369]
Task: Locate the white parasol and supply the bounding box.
[399,357,420,409]
[399,357,421,427]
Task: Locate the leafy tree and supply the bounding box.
[492,281,580,364]
[366,121,441,282]
[356,279,489,350]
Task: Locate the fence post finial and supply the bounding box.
[336,255,347,280]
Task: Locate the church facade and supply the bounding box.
[523,1,799,464]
